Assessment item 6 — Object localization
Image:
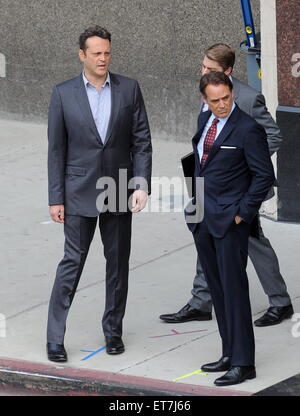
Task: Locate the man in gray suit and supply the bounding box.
[47,26,152,362]
[160,43,293,327]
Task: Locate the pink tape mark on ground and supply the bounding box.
[149,329,207,338]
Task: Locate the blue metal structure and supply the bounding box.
[240,0,257,48]
[239,0,261,91]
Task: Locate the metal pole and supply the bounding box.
[240,0,257,48]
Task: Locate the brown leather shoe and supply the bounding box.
[159,304,212,323]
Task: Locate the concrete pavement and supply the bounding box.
[0,118,300,396]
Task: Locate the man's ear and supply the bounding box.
[225,67,233,76]
[78,49,85,63]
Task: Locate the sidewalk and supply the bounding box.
[0,118,300,396]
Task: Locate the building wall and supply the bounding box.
[0,0,260,140]
[260,0,278,219]
[276,0,300,222]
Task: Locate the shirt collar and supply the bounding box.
[82,71,111,89]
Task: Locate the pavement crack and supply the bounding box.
[6,243,194,321]
[130,243,194,272]
[117,331,218,374]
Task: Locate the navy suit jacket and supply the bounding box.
[187,105,275,238]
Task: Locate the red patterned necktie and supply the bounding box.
[201,117,219,167]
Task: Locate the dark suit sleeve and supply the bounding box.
[250,93,283,155]
[47,86,68,206]
[130,81,152,194]
[197,112,201,131]
[238,124,275,223]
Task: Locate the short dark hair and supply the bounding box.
[204,43,235,72]
[79,26,111,51]
[200,72,233,97]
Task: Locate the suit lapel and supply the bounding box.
[73,74,103,146]
[192,110,211,173]
[193,110,211,146]
[103,72,121,146]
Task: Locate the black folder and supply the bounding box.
[181,151,195,198]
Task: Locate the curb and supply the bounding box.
[0,357,250,396]
[254,373,300,396]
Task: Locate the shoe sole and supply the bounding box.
[48,356,68,362]
[201,366,231,373]
[160,317,212,323]
[254,312,293,327]
[106,349,125,355]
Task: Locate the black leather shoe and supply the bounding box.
[47,343,67,362]
[201,357,231,372]
[159,304,212,323]
[106,337,125,355]
[254,304,294,327]
[214,366,256,386]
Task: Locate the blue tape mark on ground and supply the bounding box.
[80,346,106,360]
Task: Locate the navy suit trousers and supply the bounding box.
[193,220,255,366]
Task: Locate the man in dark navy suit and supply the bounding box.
[160,43,292,327]
[187,72,275,386]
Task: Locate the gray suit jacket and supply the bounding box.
[48,72,152,216]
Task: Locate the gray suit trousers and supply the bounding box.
[189,216,291,311]
[47,212,132,344]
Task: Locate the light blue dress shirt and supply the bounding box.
[82,72,111,143]
[197,102,236,161]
